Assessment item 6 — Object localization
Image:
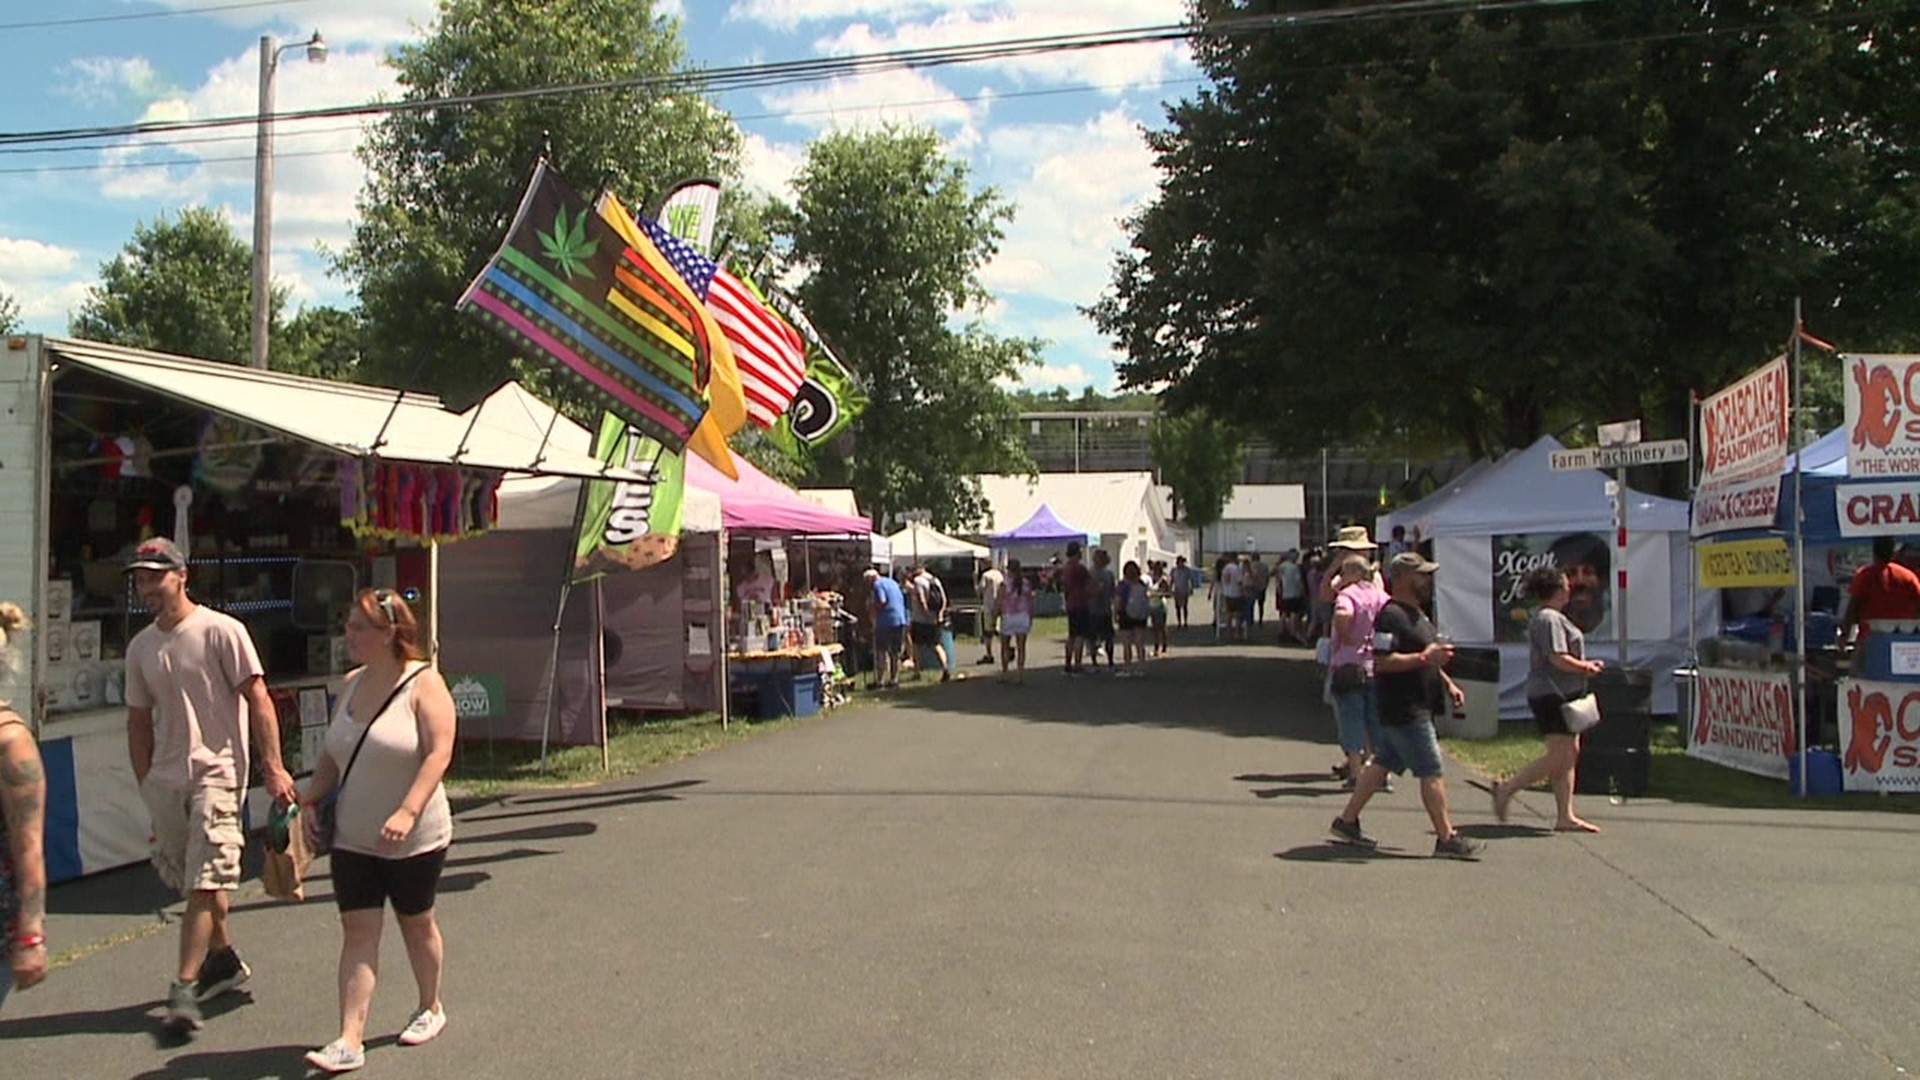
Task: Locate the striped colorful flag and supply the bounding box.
[457,160,709,451]
[627,210,805,430]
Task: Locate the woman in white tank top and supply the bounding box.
[301,590,457,1073]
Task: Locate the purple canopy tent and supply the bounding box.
[989,503,1097,546]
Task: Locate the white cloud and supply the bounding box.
[57,57,177,109]
[819,8,1189,93]
[739,131,806,202]
[0,238,81,278]
[142,0,440,49]
[1,279,92,328]
[88,44,394,299]
[758,67,984,147]
[979,107,1155,308]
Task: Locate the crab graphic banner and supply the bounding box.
[1840,677,1920,791]
[458,159,711,452]
[1843,354,1920,478]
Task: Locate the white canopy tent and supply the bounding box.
[887,521,988,565]
[1412,436,1715,717]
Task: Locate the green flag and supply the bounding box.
[762,290,868,451]
[573,410,685,583]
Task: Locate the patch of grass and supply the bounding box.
[1444,721,1920,814]
[49,920,169,971]
[447,709,810,798]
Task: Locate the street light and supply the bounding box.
[250,30,326,370]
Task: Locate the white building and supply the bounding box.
[1183,484,1307,558]
[974,472,1191,565]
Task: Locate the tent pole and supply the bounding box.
[538,579,572,772]
[717,530,731,730]
[595,579,609,774]
[1791,298,1809,797]
[1687,390,1700,671]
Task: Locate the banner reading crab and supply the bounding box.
[1839,678,1920,791]
[1843,354,1920,477]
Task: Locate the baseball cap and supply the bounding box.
[1387,551,1439,576]
[124,537,187,573]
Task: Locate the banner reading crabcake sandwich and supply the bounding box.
[1839,678,1920,791]
[1843,354,1920,477]
[1701,357,1790,484]
[1688,668,1794,779]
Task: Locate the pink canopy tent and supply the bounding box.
[686,450,872,534]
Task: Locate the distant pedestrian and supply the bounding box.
[864,568,908,689]
[1172,555,1196,627]
[976,561,1005,665]
[1,602,48,1011]
[909,565,952,682]
[1247,553,1271,627]
[1116,560,1151,675]
[1278,551,1306,643]
[124,537,296,1035]
[1491,567,1607,834]
[1215,555,1245,640]
[1062,543,1092,675]
[1147,561,1172,656]
[1329,552,1482,859]
[998,560,1034,684]
[1090,550,1118,669]
[303,590,456,1073]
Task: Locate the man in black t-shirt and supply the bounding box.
[1329,552,1483,859]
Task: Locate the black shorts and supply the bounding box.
[330,846,449,916]
[909,622,943,647]
[1093,614,1116,643]
[1067,608,1092,640]
[1528,694,1573,737]
[1280,597,1307,615]
[1118,613,1149,631]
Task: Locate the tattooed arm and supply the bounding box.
[1,709,48,991]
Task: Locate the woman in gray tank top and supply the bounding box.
[1490,567,1607,834]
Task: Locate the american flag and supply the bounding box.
[634,214,806,429]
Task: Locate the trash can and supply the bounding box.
[1438,647,1501,740]
[950,607,980,640]
[1672,667,1697,750]
[1578,668,1652,796]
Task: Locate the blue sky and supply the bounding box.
[0,0,1198,393]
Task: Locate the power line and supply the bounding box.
[0,0,1595,149]
[0,122,366,157]
[0,147,336,176]
[0,0,321,33]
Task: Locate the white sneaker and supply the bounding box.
[304,1039,365,1073]
[398,1004,447,1046]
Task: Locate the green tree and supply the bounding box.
[0,289,18,335]
[70,207,283,362]
[784,126,1038,529]
[1150,409,1243,532]
[276,306,365,382]
[1095,3,1920,464]
[338,0,740,410]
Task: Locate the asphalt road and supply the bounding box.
[5,621,1916,1079]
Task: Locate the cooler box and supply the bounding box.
[755,673,823,720]
[1438,647,1501,740]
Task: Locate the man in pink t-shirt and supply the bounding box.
[1328,554,1390,788]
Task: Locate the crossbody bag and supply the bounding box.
[310,665,425,856]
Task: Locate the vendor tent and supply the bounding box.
[888,522,988,564]
[989,503,1098,546]
[687,451,871,534]
[438,384,725,745]
[1416,436,1714,717]
[976,472,1187,564]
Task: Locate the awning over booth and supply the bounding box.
[888,522,988,563]
[48,338,637,481]
[685,450,872,534]
[989,503,1098,545]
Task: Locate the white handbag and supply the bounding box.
[1561,693,1602,734]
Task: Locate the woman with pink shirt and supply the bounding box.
[1327,555,1390,790]
[997,560,1035,684]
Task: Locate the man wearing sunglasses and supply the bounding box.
[124,537,296,1036]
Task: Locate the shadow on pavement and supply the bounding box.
[456,820,597,845]
[460,787,687,825]
[126,1043,320,1080]
[496,778,705,806]
[893,647,1335,744]
[0,997,163,1039]
[1274,844,1426,863]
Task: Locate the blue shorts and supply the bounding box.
[1332,682,1381,756]
[1373,719,1445,779]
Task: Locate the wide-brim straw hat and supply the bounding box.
[1327,526,1379,551]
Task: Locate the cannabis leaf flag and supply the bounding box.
[458,160,711,452]
[572,410,685,583]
